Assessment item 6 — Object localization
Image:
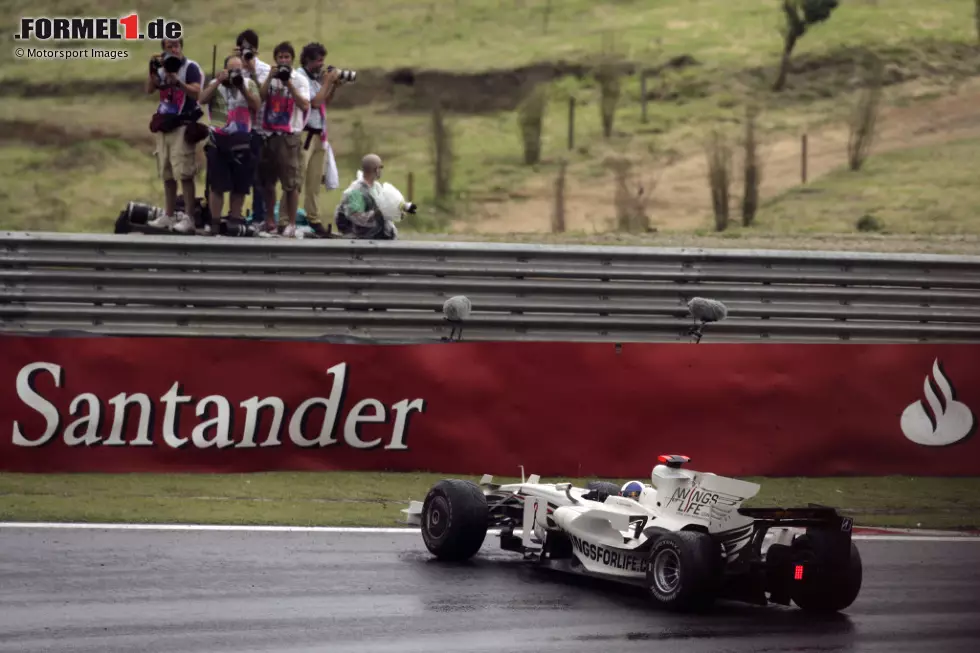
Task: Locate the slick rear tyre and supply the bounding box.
[789,534,863,613]
[645,531,720,612]
[420,479,489,562]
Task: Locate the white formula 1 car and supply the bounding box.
[402,455,862,613]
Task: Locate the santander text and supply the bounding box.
[10,361,425,451]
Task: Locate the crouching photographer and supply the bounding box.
[334,154,414,240]
[198,55,262,231]
[144,38,207,233]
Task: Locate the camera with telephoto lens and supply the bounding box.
[150,52,182,75]
[228,69,244,87]
[161,52,182,73]
[327,65,357,83]
[275,64,292,82]
[219,217,255,237]
[240,47,255,62]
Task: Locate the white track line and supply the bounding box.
[0,522,417,534]
[852,535,979,542]
[0,522,978,542]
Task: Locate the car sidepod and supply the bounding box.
[550,506,655,583]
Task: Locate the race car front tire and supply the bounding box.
[645,530,720,611]
[420,479,489,561]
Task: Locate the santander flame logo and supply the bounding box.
[900,359,975,447]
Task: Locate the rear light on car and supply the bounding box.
[794,564,804,580]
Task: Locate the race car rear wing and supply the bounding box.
[737,505,854,533]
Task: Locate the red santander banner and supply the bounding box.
[0,334,978,477]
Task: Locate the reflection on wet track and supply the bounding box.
[1,528,978,652]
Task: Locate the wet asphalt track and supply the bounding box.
[1,527,979,653]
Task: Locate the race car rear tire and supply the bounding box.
[645,531,720,612]
[420,479,489,562]
[789,533,863,613]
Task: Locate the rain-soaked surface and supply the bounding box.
[1,527,978,652]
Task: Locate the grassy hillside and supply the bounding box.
[2,0,979,245]
[1,0,969,82]
[755,135,980,235]
[3,472,979,529]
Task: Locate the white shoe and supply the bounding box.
[148,213,177,229]
[281,224,296,238]
[255,222,278,237]
[173,212,196,234]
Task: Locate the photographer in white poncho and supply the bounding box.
[333,153,415,239]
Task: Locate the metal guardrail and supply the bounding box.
[2,230,980,343]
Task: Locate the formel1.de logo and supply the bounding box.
[15,14,182,41]
[900,359,975,447]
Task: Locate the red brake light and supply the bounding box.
[794,565,804,580]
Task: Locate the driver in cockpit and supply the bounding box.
[620,480,645,500]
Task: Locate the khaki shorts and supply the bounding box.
[258,132,302,193]
[154,126,197,182]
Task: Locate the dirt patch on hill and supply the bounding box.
[0,119,153,149]
[0,60,645,115]
[463,76,980,235]
[10,41,975,116]
[736,41,980,98]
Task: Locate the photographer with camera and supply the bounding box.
[294,42,353,238]
[334,153,401,240]
[256,41,311,238]
[233,29,272,225]
[198,54,261,229]
[234,29,270,81]
[144,38,206,234]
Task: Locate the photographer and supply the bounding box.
[295,42,346,238]
[334,153,398,240]
[233,29,272,225]
[144,37,205,234]
[234,29,271,85]
[198,55,261,225]
[256,42,311,238]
